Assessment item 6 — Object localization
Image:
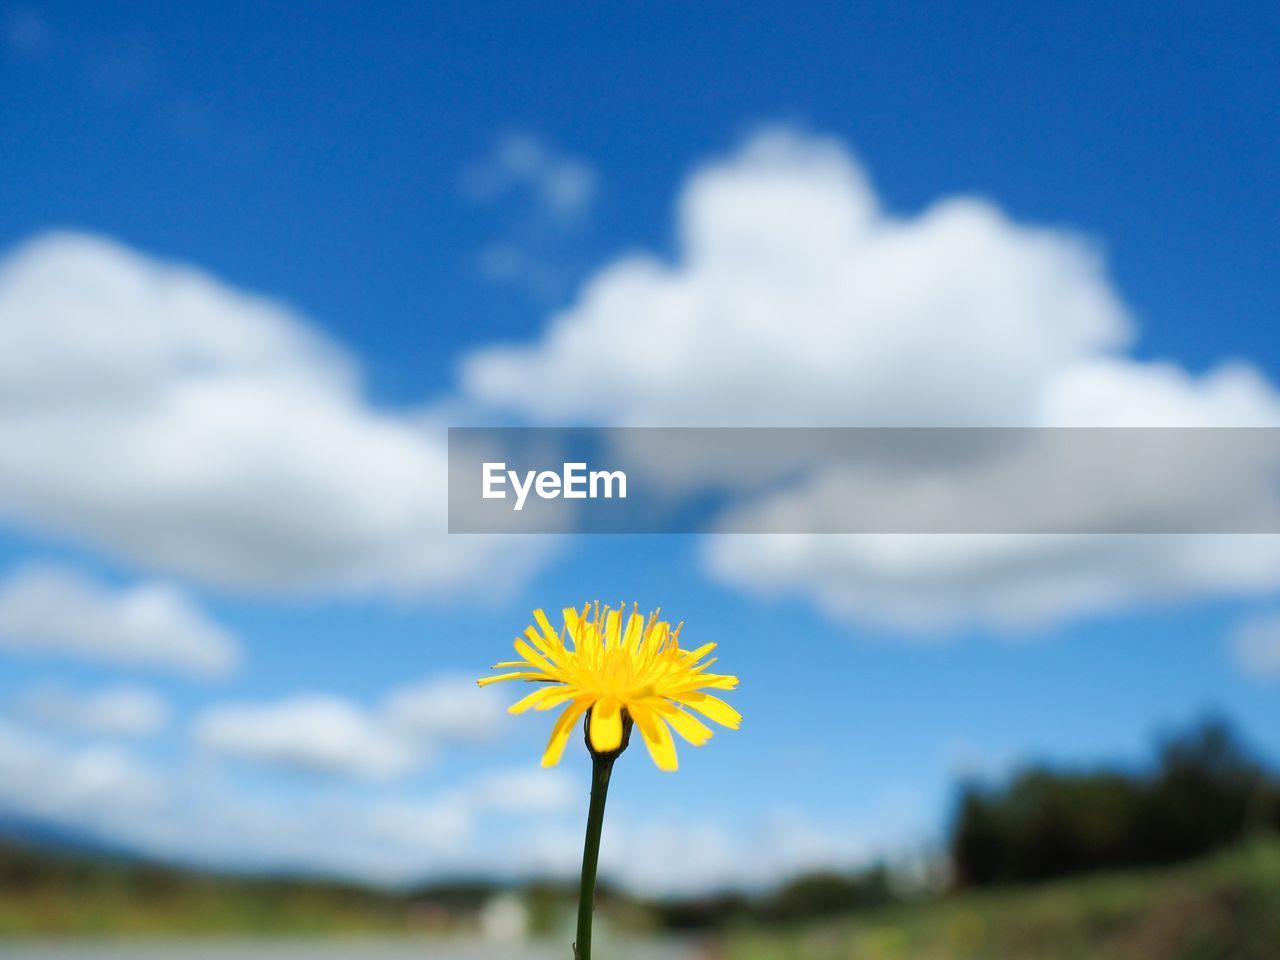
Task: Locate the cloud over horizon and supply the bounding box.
[0,717,587,884]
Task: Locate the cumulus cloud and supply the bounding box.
[464,131,1131,426]
[0,232,546,597]
[0,562,239,676]
[459,767,578,815]
[192,672,510,781]
[590,808,894,896]
[0,721,168,833]
[463,129,1280,631]
[13,683,169,737]
[1229,613,1280,680]
[0,720,578,882]
[707,533,1280,632]
[0,716,883,890]
[382,672,506,742]
[193,695,423,780]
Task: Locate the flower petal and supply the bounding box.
[630,704,679,771]
[563,606,582,641]
[623,607,644,652]
[542,701,589,767]
[507,685,571,714]
[534,688,579,711]
[677,642,717,667]
[523,626,556,659]
[478,672,547,687]
[513,638,561,677]
[659,703,714,746]
[678,691,742,729]
[532,609,559,647]
[643,620,669,657]
[677,672,739,692]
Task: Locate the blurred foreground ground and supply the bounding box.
[2,841,1278,960]
[0,943,692,960]
[722,841,1280,960]
[0,947,701,960]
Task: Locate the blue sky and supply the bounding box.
[1,1,1279,892]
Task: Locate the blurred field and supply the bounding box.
[0,865,425,937]
[0,942,692,960]
[2,841,1278,959]
[721,840,1280,960]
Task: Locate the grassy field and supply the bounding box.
[0,879,424,937]
[721,841,1280,960]
[4,839,1279,958]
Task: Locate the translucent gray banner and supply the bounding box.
[447,427,1280,534]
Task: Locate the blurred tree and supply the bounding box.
[950,719,1278,887]
[761,865,893,921]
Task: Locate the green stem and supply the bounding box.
[574,750,614,960]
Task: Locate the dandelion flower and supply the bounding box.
[479,603,741,960]
[479,603,741,771]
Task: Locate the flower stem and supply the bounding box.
[574,749,614,960]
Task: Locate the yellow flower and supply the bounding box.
[479,603,740,771]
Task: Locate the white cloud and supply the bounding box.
[464,133,597,224]
[0,719,584,884]
[1040,357,1280,428]
[0,720,168,832]
[382,672,506,742]
[593,808,892,897]
[1229,613,1280,680]
[464,130,1130,426]
[192,673,511,781]
[0,562,239,676]
[462,128,1280,632]
[461,767,578,815]
[13,683,169,737]
[0,717,886,891]
[193,694,423,781]
[0,232,546,597]
[707,533,1280,633]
